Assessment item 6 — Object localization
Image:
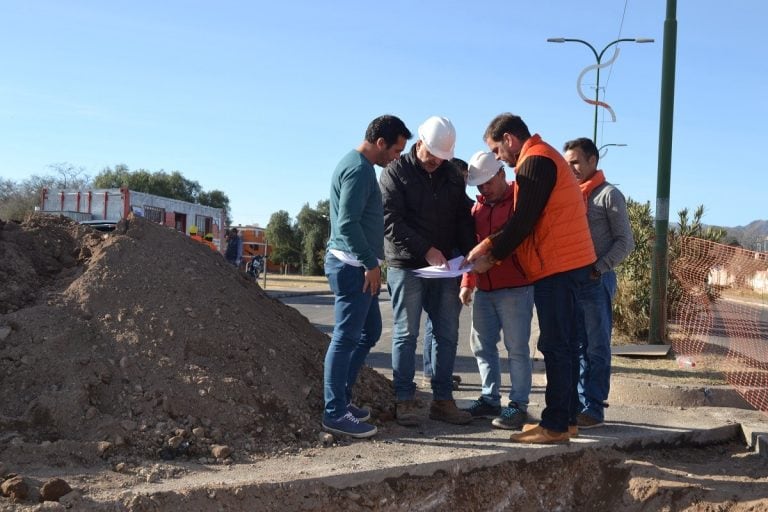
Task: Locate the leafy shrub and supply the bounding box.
[613,201,725,341]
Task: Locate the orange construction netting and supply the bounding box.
[668,236,768,413]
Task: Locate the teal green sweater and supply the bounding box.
[327,150,384,269]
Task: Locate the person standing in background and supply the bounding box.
[225,228,243,267]
[189,224,202,242]
[562,137,635,429]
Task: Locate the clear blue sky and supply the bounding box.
[1,1,765,228]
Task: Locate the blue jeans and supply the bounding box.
[423,318,434,378]
[573,270,617,421]
[470,286,534,408]
[388,267,461,401]
[323,254,382,420]
[534,265,594,433]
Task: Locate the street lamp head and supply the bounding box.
[598,143,628,151]
[547,36,653,146]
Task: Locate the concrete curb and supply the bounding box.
[108,404,765,505]
[264,290,331,299]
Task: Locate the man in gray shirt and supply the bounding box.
[563,137,635,429]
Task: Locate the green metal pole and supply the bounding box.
[593,65,600,145]
[649,0,677,344]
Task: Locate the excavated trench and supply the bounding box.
[119,449,629,511]
[111,438,764,512]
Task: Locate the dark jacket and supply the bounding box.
[380,145,475,269]
[461,183,530,291]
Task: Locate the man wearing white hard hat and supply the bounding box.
[459,151,534,430]
[380,116,475,426]
[465,113,597,444]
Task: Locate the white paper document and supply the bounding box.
[414,255,473,278]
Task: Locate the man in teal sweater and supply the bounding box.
[322,115,412,438]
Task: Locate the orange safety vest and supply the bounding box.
[513,134,596,282]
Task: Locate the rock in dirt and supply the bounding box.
[40,477,72,501]
[97,441,112,456]
[211,444,232,459]
[1,475,29,501]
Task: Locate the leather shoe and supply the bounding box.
[522,422,578,437]
[510,425,570,444]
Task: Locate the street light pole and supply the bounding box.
[547,37,654,146]
[598,143,627,159]
[649,0,679,344]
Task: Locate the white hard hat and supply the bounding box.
[467,151,504,186]
[418,116,456,160]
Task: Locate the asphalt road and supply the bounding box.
[278,291,543,398]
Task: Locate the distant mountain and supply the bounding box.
[719,220,768,250]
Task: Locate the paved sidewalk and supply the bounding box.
[86,288,768,506]
[121,403,767,499]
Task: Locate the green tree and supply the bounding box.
[296,200,330,275]
[198,189,232,227]
[90,164,135,188]
[93,165,231,224]
[0,178,33,221]
[614,199,654,340]
[93,166,201,203]
[266,210,300,273]
[0,165,91,221]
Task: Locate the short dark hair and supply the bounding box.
[563,137,599,164]
[450,157,468,173]
[483,113,531,143]
[365,115,412,148]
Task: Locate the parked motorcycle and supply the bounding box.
[246,255,264,280]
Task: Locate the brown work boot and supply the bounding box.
[510,425,570,444]
[523,422,578,437]
[395,400,421,427]
[429,399,472,425]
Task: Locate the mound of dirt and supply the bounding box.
[0,215,392,468]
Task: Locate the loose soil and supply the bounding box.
[0,215,766,511]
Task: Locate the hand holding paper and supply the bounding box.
[465,237,493,264]
[414,256,474,278]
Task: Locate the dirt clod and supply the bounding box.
[40,478,72,502]
[1,475,29,502]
